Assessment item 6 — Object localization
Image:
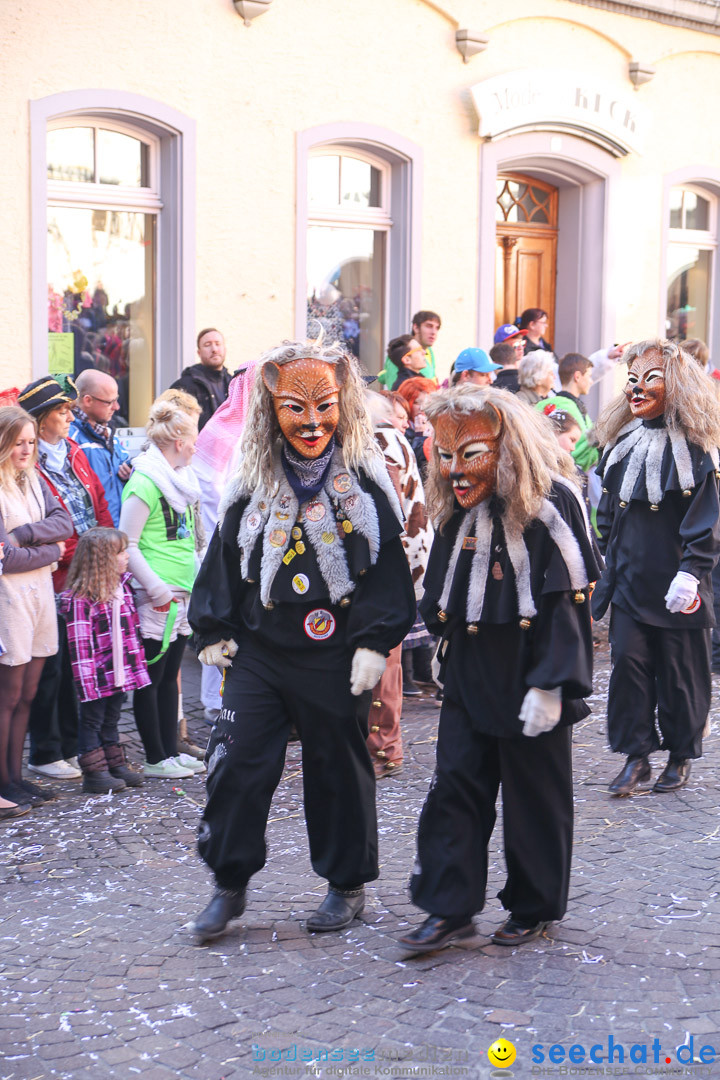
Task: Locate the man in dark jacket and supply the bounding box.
[171,328,232,429]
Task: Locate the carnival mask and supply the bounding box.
[625,351,666,420]
[433,410,502,509]
[262,357,344,459]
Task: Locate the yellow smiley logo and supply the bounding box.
[487,1039,516,1068]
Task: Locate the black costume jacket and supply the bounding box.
[420,481,602,737]
[592,417,720,629]
[189,457,416,669]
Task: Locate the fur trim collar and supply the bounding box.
[599,421,718,504]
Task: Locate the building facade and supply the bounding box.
[4,0,720,421]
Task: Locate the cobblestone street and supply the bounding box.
[2,629,720,1080]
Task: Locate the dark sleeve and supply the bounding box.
[678,472,720,580]
[345,533,416,656]
[188,499,247,650]
[595,488,615,556]
[525,590,594,700]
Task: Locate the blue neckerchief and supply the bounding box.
[281,437,335,502]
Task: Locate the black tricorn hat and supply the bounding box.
[17,376,77,418]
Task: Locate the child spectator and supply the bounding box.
[60,527,150,794]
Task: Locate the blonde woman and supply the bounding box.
[119,398,205,780]
[0,406,72,812]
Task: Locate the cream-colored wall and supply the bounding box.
[2,0,720,390]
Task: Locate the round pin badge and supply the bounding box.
[305,501,326,523]
[342,520,353,534]
[682,595,702,614]
[276,512,290,521]
[292,573,310,595]
[291,526,302,540]
[269,529,287,547]
[295,541,306,555]
[333,473,352,494]
[321,531,336,545]
[342,495,358,511]
[303,608,336,641]
[247,512,262,532]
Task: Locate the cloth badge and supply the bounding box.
[292,573,310,594]
[269,529,287,547]
[303,608,336,640]
[282,549,296,566]
[305,501,326,523]
[333,473,352,494]
[462,536,478,551]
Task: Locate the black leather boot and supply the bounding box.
[608,754,651,796]
[653,757,691,793]
[399,914,475,953]
[306,885,365,932]
[192,887,247,942]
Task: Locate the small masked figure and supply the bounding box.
[593,339,720,796]
[188,339,415,942]
[399,385,601,954]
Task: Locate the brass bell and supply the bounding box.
[263,601,274,611]
[372,700,382,709]
[466,623,478,635]
[650,504,659,512]
[519,618,532,630]
[574,590,585,604]
[437,609,448,623]
[357,568,367,577]
[682,489,692,498]
[246,578,255,584]
[376,750,386,759]
[339,597,351,608]
[602,487,609,494]
[716,471,720,480]
[619,500,627,508]
[370,725,380,733]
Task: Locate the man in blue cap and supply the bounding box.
[450,348,502,387]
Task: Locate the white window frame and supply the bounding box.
[31,90,196,389]
[665,182,718,348]
[296,123,423,350]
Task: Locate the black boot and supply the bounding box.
[104,743,144,787]
[608,754,651,796]
[653,757,691,793]
[192,887,247,943]
[413,646,434,685]
[78,748,127,794]
[401,651,421,697]
[306,885,365,932]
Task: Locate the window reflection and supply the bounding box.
[47,207,154,425]
[47,127,94,183]
[669,187,710,231]
[47,126,148,187]
[97,129,147,187]
[666,246,711,342]
[308,154,381,210]
[306,225,385,374]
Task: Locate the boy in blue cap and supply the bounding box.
[450,348,502,387]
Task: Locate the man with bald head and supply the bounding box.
[70,369,132,525]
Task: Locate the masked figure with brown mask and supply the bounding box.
[400,386,601,954]
[188,339,415,943]
[592,339,720,797]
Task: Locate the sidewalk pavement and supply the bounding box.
[2,631,720,1080]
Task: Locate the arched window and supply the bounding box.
[666,185,716,344]
[46,119,160,425]
[297,125,422,377]
[306,148,392,374]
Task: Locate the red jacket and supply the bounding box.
[36,437,113,590]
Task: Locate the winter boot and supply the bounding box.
[401,650,421,696]
[104,743,144,787]
[177,716,206,760]
[78,748,127,795]
[412,645,435,686]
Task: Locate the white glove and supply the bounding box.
[350,648,386,696]
[520,686,562,738]
[198,638,238,669]
[665,571,699,613]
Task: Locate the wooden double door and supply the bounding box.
[495,173,558,346]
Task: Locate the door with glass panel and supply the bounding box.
[306,150,391,375]
[495,173,558,346]
[46,122,158,425]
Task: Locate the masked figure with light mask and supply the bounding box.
[400,386,601,954]
[188,339,415,942]
[592,339,720,797]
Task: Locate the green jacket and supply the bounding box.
[535,392,598,472]
[377,346,436,389]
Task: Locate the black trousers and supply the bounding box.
[198,643,378,891]
[410,695,573,923]
[77,692,123,756]
[28,614,79,765]
[607,607,710,760]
